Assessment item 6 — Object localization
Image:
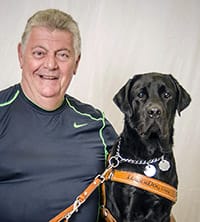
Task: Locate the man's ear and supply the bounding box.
[73,54,81,75]
[169,74,191,116]
[17,43,23,69]
[113,75,139,116]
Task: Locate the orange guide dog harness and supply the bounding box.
[49,163,177,222]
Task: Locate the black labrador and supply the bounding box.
[102,73,191,222]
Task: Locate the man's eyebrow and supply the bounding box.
[56,48,71,53]
[31,45,47,51]
[31,46,71,53]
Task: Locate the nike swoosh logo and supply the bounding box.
[73,122,88,128]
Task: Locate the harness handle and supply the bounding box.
[49,166,113,222]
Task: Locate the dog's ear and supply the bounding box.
[113,76,139,116]
[169,74,191,116]
[113,78,133,116]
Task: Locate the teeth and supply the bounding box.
[39,75,57,80]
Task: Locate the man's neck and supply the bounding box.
[20,83,64,111]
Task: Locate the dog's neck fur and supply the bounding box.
[119,120,174,160]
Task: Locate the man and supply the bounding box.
[0,9,117,222]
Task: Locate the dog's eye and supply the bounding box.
[163,92,171,99]
[138,92,145,98]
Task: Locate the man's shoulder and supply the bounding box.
[0,84,20,107]
[65,94,103,119]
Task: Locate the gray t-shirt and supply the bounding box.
[0,84,117,222]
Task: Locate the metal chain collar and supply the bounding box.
[110,137,164,166]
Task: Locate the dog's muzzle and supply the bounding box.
[136,103,169,140]
[145,103,163,119]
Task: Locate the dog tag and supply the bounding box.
[144,164,156,177]
[159,159,170,171]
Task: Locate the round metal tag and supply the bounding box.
[144,164,156,177]
[159,159,170,171]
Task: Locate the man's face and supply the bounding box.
[18,26,80,109]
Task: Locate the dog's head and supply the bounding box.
[114,73,191,153]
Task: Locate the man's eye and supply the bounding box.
[32,51,45,58]
[56,52,69,61]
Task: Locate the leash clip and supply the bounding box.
[96,164,113,184]
[64,197,81,221]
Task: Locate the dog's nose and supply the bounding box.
[147,106,162,119]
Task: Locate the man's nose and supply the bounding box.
[44,55,58,70]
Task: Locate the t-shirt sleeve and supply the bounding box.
[102,117,118,154]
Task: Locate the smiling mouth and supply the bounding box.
[38,74,58,80]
